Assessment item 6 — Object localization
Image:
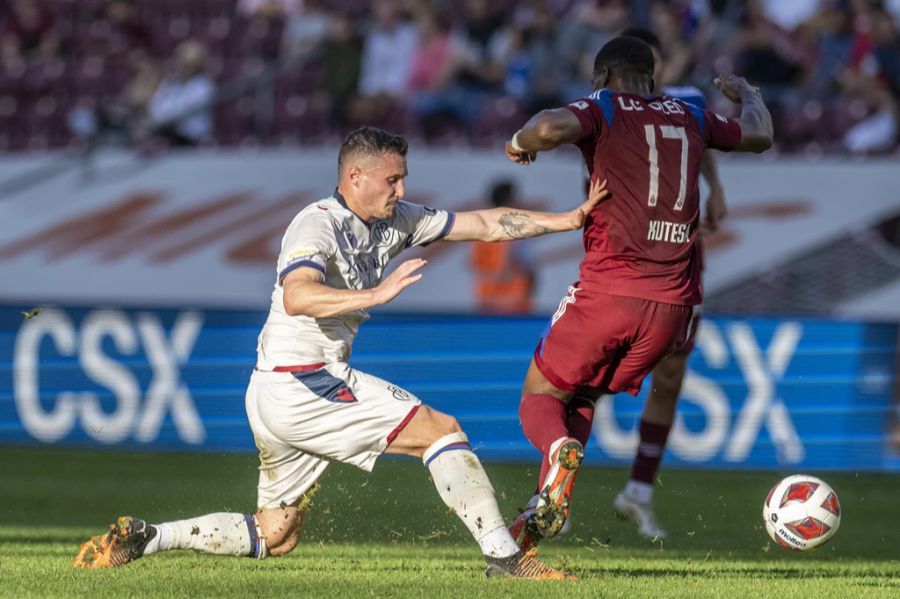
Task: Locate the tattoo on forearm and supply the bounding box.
[498,211,552,239]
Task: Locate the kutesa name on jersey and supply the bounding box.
[647,220,690,243]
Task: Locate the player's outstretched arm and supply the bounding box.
[282,259,426,317]
[505,108,583,165]
[714,74,773,153]
[444,178,608,242]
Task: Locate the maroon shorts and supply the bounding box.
[534,284,696,396]
[675,309,701,354]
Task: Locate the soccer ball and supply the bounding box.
[763,474,841,551]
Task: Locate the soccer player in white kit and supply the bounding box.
[73,126,608,579]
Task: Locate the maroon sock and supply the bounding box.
[520,393,568,492]
[565,397,596,446]
[629,419,672,484]
[535,397,597,490]
[519,393,568,454]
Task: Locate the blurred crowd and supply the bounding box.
[0,0,899,153]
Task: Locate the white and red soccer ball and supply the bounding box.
[763,475,841,551]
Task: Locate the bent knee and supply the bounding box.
[434,410,462,436]
[421,408,463,443]
[443,414,462,435]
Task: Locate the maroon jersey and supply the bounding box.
[565,89,742,305]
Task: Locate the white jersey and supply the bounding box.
[256,190,454,369]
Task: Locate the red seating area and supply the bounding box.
[0,0,897,153]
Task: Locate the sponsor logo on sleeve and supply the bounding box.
[286,249,319,262]
[387,385,413,401]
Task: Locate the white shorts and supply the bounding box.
[245,363,421,509]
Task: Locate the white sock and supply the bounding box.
[478,526,520,558]
[625,480,653,504]
[423,432,520,559]
[143,513,264,558]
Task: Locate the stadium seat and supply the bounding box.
[0,0,895,154]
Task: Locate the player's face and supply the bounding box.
[359,152,407,220]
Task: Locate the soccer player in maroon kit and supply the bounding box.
[503,36,773,549]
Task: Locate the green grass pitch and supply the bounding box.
[2,447,898,598]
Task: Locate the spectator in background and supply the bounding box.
[66,9,161,150]
[66,0,159,145]
[73,48,162,145]
[350,0,418,123]
[503,5,565,113]
[238,0,302,63]
[470,179,538,314]
[238,0,303,18]
[875,1,900,87]
[358,0,418,97]
[728,0,810,98]
[649,0,695,87]
[761,0,820,33]
[838,0,899,153]
[409,0,509,131]
[104,0,155,62]
[556,0,630,99]
[282,0,331,61]
[788,0,898,153]
[119,49,162,126]
[0,0,59,67]
[146,40,216,147]
[799,1,854,96]
[318,12,362,128]
[8,0,900,153]
[406,6,458,95]
[453,0,508,93]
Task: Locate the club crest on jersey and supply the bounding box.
[342,229,357,248]
[373,221,395,246]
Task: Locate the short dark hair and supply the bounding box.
[338,126,408,170]
[489,179,516,208]
[592,36,655,82]
[620,26,662,53]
